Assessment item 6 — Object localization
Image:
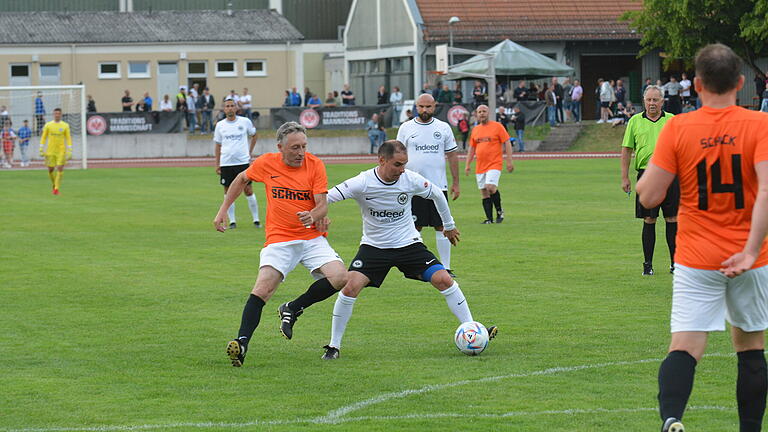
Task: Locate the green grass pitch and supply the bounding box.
[0,159,743,431]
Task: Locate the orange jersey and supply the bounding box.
[651,105,768,270]
[245,152,328,246]
[470,121,510,173]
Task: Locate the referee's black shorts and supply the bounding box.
[635,169,680,219]
[220,163,251,187]
[411,191,449,228]
[348,242,442,287]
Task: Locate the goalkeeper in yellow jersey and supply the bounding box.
[39,108,72,195]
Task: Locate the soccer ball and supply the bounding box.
[454,321,489,356]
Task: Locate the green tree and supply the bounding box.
[623,0,768,79]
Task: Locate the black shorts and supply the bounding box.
[600,101,610,108]
[411,191,449,228]
[220,164,251,187]
[635,169,680,219]
[349,243,442,288]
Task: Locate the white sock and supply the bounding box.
[246,194,260,222]
[226,195,235,223]
[440,282,473,323]
[436,230,452,269]
[329,292,357,348]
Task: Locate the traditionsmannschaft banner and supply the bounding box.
[86,112,183,135]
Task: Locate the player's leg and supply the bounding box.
[243,181,260,227]
[477,172,494,223]
[324,272,369,359]
[636,173,659,274]
[662,178,680,273]
[54,164,64,192]
[434,226,452,273]
[46,164,56,189]
[485,170,504,223]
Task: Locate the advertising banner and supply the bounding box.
[86,112,183,135]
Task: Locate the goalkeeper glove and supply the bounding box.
[39,147,44,157]
[66,150,72,160]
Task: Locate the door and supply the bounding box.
[157,62,179,105]
[39,64,61,116]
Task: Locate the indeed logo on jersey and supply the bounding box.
[223,133,245,141]
[415,143,440,152]
[369,208,406,219]
[272,187,312,201]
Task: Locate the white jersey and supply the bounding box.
[328,168,455,249]
[396,117,457,190]
[214,116,256,166]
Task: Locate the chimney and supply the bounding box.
[227,1,233,16]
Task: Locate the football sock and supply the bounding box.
[48,170,55,185]
[226,195,236,223]
[737,349,767,432]
[246,193,260,222]
[490,191,502,213]
[642,222,656,264]
[666,221,677,264]
[436,231,452,270]
[54,171,62,190]
[237,294,266,343]
[440,281,473,323]
[329,292,357,348]
[288,278,338,312]
[482,198,493,221]
[658,350,697,421]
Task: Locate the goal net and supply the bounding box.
[0,85,86,169]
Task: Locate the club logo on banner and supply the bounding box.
[446,105,470,127]
[299,109,320,129]
[86,115,107,136]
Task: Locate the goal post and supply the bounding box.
[0,85,87,169]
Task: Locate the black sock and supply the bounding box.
[738,349,767,432]
[643,222,656,265]
[237,294,265,343]
[666,222,677,264]
[490,191,502,213]
[658,350,697,421]
[287,278,338,312]
[482,198,493,221]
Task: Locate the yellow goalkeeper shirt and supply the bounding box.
[41,121,72,155]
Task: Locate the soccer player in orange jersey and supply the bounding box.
[464,105,514,223]
[214,122,347,367]
[637,44,768,432]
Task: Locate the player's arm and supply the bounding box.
[249,132,257,158]
[503,138,515,172]
[447,150,460,200]
[214,142,222,175]
[65,125,72,158]
[464,145,475,175]
[297,193,328,228]
[39,124,48,155]
[620,120,635,193]
[721,161,768,277]
[213,171,250,231]
[636,162,674,208]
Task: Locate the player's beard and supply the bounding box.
[418,111,432,122]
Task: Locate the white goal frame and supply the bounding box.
[0,85,87,169]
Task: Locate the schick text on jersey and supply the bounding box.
[272,187,312,201]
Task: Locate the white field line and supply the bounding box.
[2,353,735,432]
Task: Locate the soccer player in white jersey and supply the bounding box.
[214,99,261,228]
[317,140,497,360]
[396,93,460,274]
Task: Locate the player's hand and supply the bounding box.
[297,211,314,228]
[450,183,460,200]
[444,228,460,245]
[315,217,331,232]
[464,165,470,176]
[507,161,515,173]
[622,178,631,193]
[216,167,221,175]
[39,149,44,157]
[66,151,72,161]
[213,212,228,232]
[719,252,757,278]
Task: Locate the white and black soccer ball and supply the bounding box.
[454,321,489,356]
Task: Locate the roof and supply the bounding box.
[415,0,643,42]
[0,9,304,45]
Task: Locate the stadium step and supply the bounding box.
[538,123,583,152]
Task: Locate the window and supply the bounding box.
[244,60,267,77]
[215,60,237,77]
[10,64,29,77]
[128,61,150,78]
[187,61,207,77]
[98,62,121,79]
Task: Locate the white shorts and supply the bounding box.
[259,235,342,281]
[671,264,768,333]
[476,169,501,189]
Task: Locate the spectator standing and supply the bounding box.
[307,94,322,108]
[457,113,470,151]
[663,76,683,114]
[0,106,10,126]
[198,88,215,134]
[34,92,45,136]
[420,83,432,95]
[377,86,389,105]
[755,73,766,109]
[142,92,153,111]
[389,86,403,127]
[497,106,509,130]
[341,84,355,105]
[528,82,540,100]
[562,78,573,122]
[1,120,16,168]
[615,80,626,107]
[289,87,302,106]
[680,73,692,105]
[598,79,612,123]
[176,87,188,129]
[282,90,291,107]
[552,77,564,123]
[545,85,557,127]
[240,88,253,120]
[189,83,200,98]
[539,82,549,101]
[159,94,173,112]
[513,80,528,101]
[366,113,381,154]
[303,87,312,107]
[121,90,133,112]
[431,82,441,100]
[453,82,463,104]
[86,95,97,113]
[17,119,31,167]
[186,90,198,135]
[135,98,146,112]
[324,92,337,107]
[437,84,453,104]
[472,81,487,106]
[511,106,526,152]
[571,79,583,122]
[642,77,652,95]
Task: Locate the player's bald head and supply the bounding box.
[416,93,435,105]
